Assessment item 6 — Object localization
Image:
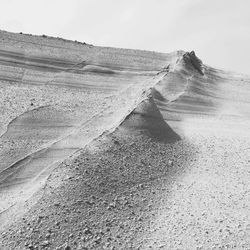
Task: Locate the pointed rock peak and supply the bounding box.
[119,92,180,142]
[182,50,204,75]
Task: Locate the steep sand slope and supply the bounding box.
[0,31,250,249]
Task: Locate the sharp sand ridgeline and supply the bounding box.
[0,30,250,249]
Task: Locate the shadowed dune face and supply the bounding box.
[119,95,180,142]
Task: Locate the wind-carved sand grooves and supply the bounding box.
[1,31,250,249]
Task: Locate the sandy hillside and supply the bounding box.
[0,30,250,249]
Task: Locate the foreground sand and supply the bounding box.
[0,30,250,249]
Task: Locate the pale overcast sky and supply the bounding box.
[0,0,250,74]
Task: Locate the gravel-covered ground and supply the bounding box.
[1,117,250,249]
[0,131,196,249]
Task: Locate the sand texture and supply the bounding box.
[0,30,250,249]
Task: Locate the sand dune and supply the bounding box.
[0,30,250,249]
